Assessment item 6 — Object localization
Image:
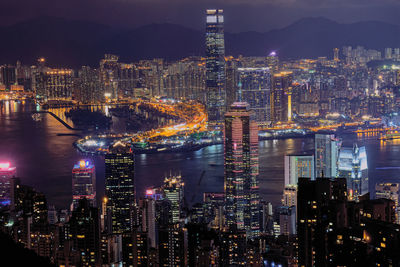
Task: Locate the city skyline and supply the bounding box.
[3,4,400,266]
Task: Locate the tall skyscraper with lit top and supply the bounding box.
[162,173,184,224]
[224,102,260,238]
[72,159,96,210]
[0,162,16,206]
[105,142,135,234]
[206,9,226,122]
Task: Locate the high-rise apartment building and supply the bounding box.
[205,9,226,122]
[238,67,271,122]
[35,69,73,100]
[72,159,96,210]
[224,102,260,238]
[163,173,184,224]
[105,142,135,234]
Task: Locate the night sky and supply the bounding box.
[1,0,400,32]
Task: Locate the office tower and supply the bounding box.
[237,67,272,122]
[75,66,102,104]
[297,177,347,267]
[35,68,73,100]
[139,196,157,248]
[67,198,101,266]
[72,159,96,210]
[224,102,260,239]
[338,144,368,200]
[0,162,16,206]
[314,134,340,178]
[266,51,279,74]
[270,71,293,122]
[205,9,226,122]
[376,183,400,224]
[162,173,184,224]
[105,142,135,234]
[99,54,119,100]
[333,48,339,61]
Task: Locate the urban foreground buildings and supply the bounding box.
[5,8,400,267]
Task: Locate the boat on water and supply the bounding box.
[32,113,42,122]
[378,133,400,141]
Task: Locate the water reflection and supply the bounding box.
[2,100,400,210]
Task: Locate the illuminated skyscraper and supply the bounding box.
[72,159,96,210]
[206,9,226,122]
[271,71,293,122]
[163,173,184,224]
[315,134,340,178]
[105,142,135,234]
[338,144,368,200]
[224,102,260,239]
[237,67,271,122]
[0,162,16,206]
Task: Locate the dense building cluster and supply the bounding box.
[4,8,400,267]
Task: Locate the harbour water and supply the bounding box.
[0,100,399,210]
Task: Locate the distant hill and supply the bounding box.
[1,16,400,68]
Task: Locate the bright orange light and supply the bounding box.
[79,160,85,168]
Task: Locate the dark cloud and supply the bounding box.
[1,0,400,32]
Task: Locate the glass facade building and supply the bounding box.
[338,144,368,200]
[206,9,226,122]
[224,102,260,239]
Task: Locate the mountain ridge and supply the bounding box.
[0,16,399,67]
